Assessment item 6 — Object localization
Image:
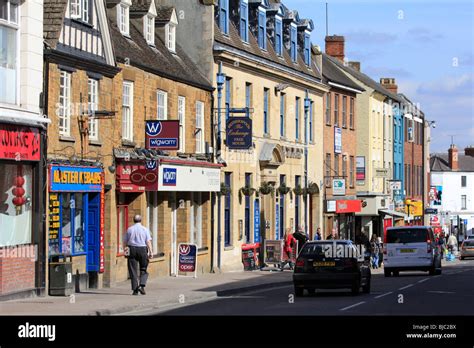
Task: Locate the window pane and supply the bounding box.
[0,1,6,20]
[61,193,72,254]
[0,164,33,246]
[74,194,85,253]
[0,25,17,104]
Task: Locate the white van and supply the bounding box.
[384,226,442,277]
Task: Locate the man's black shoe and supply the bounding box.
[138,286,146,295]
[132,289,139,295]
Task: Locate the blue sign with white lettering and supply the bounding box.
[275,203,279,240]
[254,199,260,243]
[162,168,177,186]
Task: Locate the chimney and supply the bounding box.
[465,146,474,157]
[380,78,398,94]
[448,144,459,170]
[348,61,360,71]
[325,35,345,62]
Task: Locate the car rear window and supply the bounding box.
[386,229,428,243]
[300,242,353,257]
[463,240,474,246]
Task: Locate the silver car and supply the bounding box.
[460,240,474,260]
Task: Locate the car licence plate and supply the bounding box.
[313,261,335,267]
[400,248,415,253]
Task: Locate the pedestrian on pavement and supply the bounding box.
[447,233,458,254]
[377,236,384,267]
[370,234,380,269]
[327,228,337,240]
[293,227,309,254]
[438,234,446,255]
[314,227,322,240]
[124,215,153,295]
[283,228,297,270]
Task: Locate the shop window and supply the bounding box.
[57,193,86,255]
[190,192,203,248]
[117,204,128,255]
[0,164,33,247]
[146,192,158,254]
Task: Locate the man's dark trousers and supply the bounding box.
[128,246,149,290]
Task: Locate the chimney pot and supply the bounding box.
[380,77,398,94]
[448,144,459,170]
[465,146,474,157]
[325,35,345,62]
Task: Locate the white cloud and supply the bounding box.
[417,74,473,95]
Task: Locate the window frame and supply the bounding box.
[342,95,347,128]
[0,0,19,105]
[122,80,134,141]
[325,93,331,125]
[178,96,186,153]
[195,101,205,154]
[263,87,269,135]
[146,192,159,255]
[219,0,229,35]
[190,192,203,248]
[461,176,467,188]
[87,78,99,141]
[350,156,355,188]
[309,101,314,142]
[334,93,339,126]
[461,195,467,210]
[144,14,155,45]
[157,90,168,120]
[166,23,176,52]
[295,96,300,141]
[349,97,354,129]
[116,204,128,256]
[257,8,266,50]
[290,23,297,62]
[280,92,285,137]
[117,3,130,36]
[325,153,331,187]
[245,82,252,110]
[224,172,232,247]
[70,0,90,23]
[59,70,72,137]
[240,0,248,42]
[304,32,311,66]
[275,17,283,56]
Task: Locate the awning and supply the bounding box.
[379,209,407,219]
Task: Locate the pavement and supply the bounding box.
[157,257,473,316]
[0,268,293,316]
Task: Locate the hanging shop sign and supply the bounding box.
[116,161,158,192]
[332,179,346,196]
[0,124,40,161]
[334,127,342,154]
[145,120,180,150]
[49,165,102,192]
[405,200,423,217]
[158,164,220,192]
[254,199,261,243]
[178,243,197,277]
[336,200,362,214]
[356,156,365,182]
[226,117,252,150]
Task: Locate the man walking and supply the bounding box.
[124,215,153,295]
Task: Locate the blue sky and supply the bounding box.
[285,0,474,153]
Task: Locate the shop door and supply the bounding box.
[87,193,100,272]
[170,200,177,276]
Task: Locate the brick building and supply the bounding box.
[321,51,364,240]
[0,0,46,300]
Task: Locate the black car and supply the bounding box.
[293,240,371,296]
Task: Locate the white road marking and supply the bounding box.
[374,291,393,299]
[428,291,455,294]
[339,301,366,311]
[399,284,414,290]
[417,278,430,283]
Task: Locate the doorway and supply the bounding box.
[87,193,100,273]
[170,197,177,276]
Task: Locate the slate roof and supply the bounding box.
[155,6,174,22]
[325,54,403,103]
[214,10,322,82]
[108,6,213,91]
[322,53,364,92]
[44,0,68,49]
[430,153,474,172]
[130,0,152,13]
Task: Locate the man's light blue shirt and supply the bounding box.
[125,223,152,247]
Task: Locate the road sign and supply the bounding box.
[178,243,197,278]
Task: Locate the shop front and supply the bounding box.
[0,123,45,298]
[355,195,391,241]
[325,199,362,240]
[48,165,104,290]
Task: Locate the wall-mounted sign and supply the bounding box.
[389,180,402,191]
[49,165,102,192]
[336,200,362,213]
[429,186,442,206]
[356,156,365,181]
[334,127,342,154]
[158,164,220,192]
[326,200,336,213]
[48,193,61,255]
[425,208,438,215]
[332,179,346,196]
[116,162,158,192]
[405,200,423,217]
[375,168,389,178]
[0,124,40,161]
[254,199,260,243]
[145,120,179,150]
[226,117,252,149]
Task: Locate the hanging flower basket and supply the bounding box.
[277,182,291,195]
[293,185,305,196]
[306,182,320,195]
[239,185,256,204]
[259,182,275,196]
[218,183,231,197]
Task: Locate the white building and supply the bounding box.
[430,145,474,239]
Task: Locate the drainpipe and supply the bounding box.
[216,63,225,271]
[210,92,215,273]
[304,90,310,236]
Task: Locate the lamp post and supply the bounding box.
[216,63,225,271]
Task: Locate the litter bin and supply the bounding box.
[49,255,73,296]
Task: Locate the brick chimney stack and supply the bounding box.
[465,146,474,157]
[325,35,345,62]
[380,78,398,94]
[348,61,360,71]
[448,144,459,170]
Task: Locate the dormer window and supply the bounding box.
[144,14,155,45]
[275,16,283,56]
[258,7,266,50]
[304,31,311,66]
[218,0,229,35]
[70,0,90,23]
[117,2,130,36]
[290,23,297,62]
[240,0,248,42]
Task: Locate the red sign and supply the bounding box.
[116,161,158,192]
[100,172,105,273]
[383,218,393,237]
[145,120,180,150]
[0,124,40,161]
[336,200,362,213]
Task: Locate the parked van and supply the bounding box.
[384,226,442,277]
